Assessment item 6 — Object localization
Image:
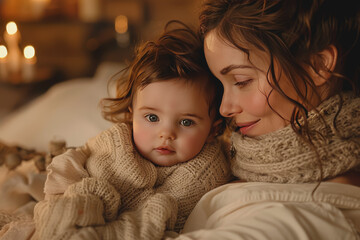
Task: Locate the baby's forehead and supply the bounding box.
[135,76,216,107]
[135,78,211,112]
[138,75,210,92]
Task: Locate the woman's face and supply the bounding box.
[204,30,297,137]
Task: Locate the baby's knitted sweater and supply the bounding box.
[37,123,231,239]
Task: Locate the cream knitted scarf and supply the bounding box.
[231,92,360,183]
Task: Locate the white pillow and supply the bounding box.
[0,62,123,152]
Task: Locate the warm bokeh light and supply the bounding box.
[6,21,18,35]
[0,45,8,58]
[115,15,128,34]
[24,45,35,59]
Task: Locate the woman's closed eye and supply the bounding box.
[145,114,159,122]
[234,79,252,88]
[234,74,253,88]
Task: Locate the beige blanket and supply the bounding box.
[0,161,45,239]
[0,161,46,217]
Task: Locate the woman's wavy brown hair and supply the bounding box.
[199,0,360,139]
[101,20,224,133]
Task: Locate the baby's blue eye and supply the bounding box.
[145,114,159,122]
[180,119,194,127]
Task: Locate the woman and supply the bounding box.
[167,0,360,239]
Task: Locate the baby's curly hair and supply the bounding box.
[101,20,225,135]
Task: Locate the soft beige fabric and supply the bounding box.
[231,92,360,183]
[166,182,360,239]
[0,161,46,216]
[33,123,231,239]
[0,158,46,240]
[44,148,90,195]
[0,218,35,240]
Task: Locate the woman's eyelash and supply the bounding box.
[234,79,252,87]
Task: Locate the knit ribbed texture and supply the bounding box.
[231,92,360,183]
[64,177,121,221]
[33,193,178,240]
[33,123,231,239]
[33,194,105,240]
[95,193,178,240]
[83,123,231,231]
[85,123,158,211]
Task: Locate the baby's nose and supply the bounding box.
[159,127,176,140]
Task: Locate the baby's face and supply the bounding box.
[132,79,213,166]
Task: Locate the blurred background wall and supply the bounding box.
[0,0,202,80]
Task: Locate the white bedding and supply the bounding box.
[0,62,123,152]
[167,182,360,239]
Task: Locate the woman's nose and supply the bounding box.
[219,93,242,118]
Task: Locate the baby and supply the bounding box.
[36,21,231,239]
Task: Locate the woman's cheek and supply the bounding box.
[247,92,270,117]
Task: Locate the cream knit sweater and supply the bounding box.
[34,123,231,239]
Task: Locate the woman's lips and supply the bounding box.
[236,120,260,135]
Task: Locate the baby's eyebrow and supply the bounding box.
[138,106,158,111]
[182,113,204,120]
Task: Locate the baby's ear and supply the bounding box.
[128,106,133,121]
[206,118,224,143]
[311,45,338,86]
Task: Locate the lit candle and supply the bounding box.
[4,21,21,73]
[4,22,20,44]
[0,45,8,80]
[115,15,130,48]
[115,15,128,34]
[22,45,36,82]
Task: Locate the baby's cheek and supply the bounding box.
[180,134,207,159]
[133,128,151,153]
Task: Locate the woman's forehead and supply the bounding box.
[204,31,270,74]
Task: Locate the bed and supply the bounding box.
[1,61,359,239]
[0,62,122,216]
